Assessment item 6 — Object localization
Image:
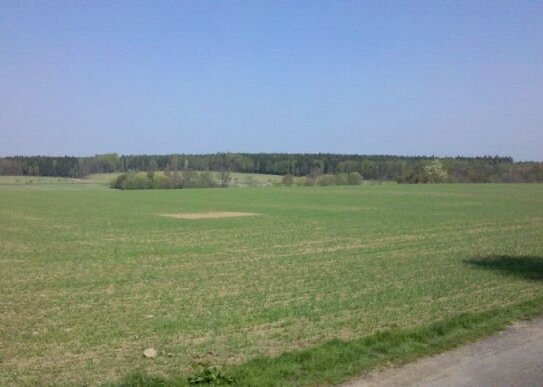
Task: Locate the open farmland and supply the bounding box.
[1,181,543,385]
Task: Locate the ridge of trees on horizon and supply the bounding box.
[1,153,542,184]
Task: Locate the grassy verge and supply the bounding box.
[114,296,543,386]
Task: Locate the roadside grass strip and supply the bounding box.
[115,297,543,386]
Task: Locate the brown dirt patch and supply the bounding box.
[160,212,258,220]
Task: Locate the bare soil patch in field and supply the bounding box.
[160,211,258,220]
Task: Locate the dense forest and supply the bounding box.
[1,153,542,183]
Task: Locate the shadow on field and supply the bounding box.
[466,255,543,281]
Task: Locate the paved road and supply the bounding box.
[344,318,543,387]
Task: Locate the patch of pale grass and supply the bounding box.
[160,211,258,220]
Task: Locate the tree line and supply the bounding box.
[111,170,230,190]
[1,153,542,183]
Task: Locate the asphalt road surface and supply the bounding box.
[344,318,543,387]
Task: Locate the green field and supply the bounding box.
[1,180,543,385]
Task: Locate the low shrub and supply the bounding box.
[111,171,219,190]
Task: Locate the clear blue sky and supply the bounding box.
[1,1,542,160]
